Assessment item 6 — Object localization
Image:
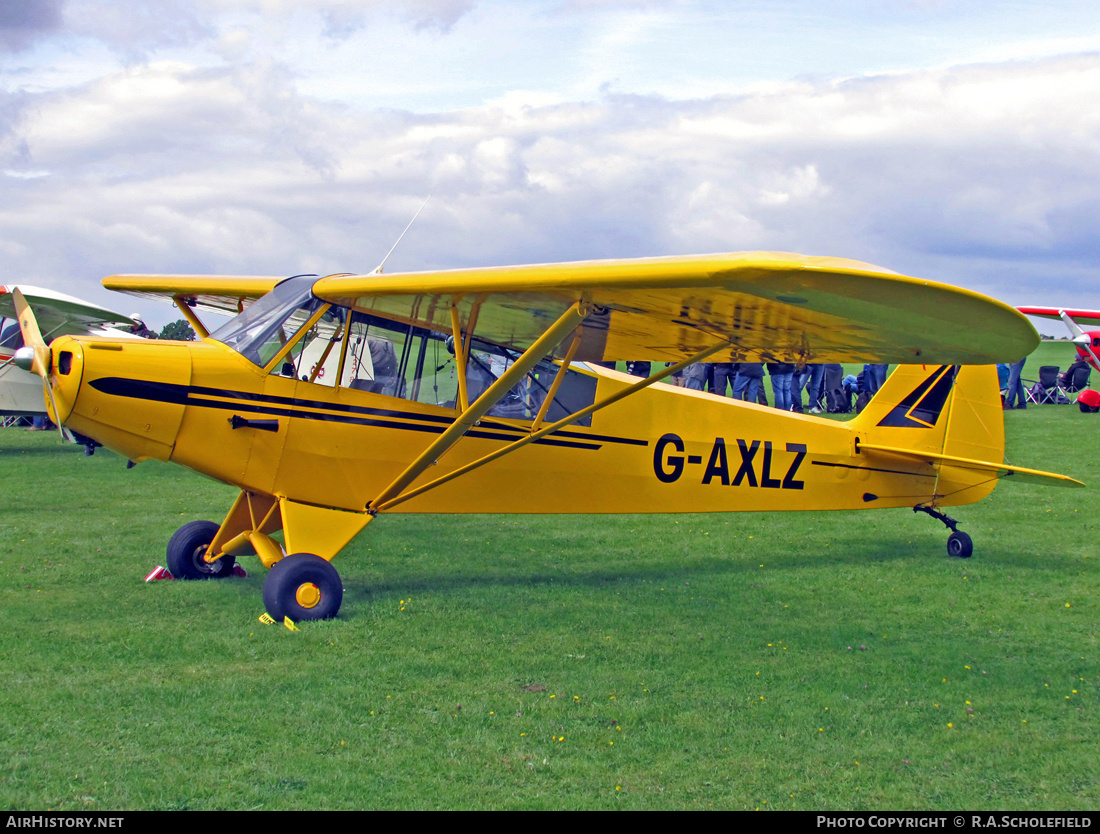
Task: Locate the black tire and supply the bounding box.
[166,520,235,579]
[947,531,973,559]
[262,553,343,622]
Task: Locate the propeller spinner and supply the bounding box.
[1058,310,1100,370]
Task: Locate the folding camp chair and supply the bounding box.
[1026,366,1070,404]
[1063,363,1091,393]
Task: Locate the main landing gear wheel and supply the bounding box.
[947,531,973,559]
[166,520,236,579]
[263,553,343,622]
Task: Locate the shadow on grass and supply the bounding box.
[340,534,941,606]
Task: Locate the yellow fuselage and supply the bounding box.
[47,334,995,519]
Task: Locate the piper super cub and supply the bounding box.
[14,252,1082,623]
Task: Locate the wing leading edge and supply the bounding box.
[0,284,134,334]
[102,274,288,318]
[1018,306,1100,324]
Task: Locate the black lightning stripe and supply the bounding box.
[876,365,958,429]
[88,377,648,451]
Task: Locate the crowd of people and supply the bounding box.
[647,361,891,413]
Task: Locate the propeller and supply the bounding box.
[12,288,65,437]
[1059,310,1100,370]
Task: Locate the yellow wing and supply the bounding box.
[311,252,1038,365]
[102,275,288,317]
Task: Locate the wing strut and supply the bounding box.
[450,305,469,411]
[450,302,484,413]
[367,301,592,513]
[531,333,582,432]
[371,339,736,513]
[173,294,210,339]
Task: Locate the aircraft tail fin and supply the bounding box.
[850,365,1034,505]
[851,364,1001,461]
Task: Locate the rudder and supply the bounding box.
[852,364,1005,505]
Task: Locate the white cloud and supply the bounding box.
[4,5,1100,324]
[216,0,476,32]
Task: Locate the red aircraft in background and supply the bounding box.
[1017,306,1100,372]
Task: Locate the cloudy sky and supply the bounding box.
[2,0,1100,331]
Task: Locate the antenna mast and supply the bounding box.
[370,194,431,275]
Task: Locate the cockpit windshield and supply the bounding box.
[208,275,323,368]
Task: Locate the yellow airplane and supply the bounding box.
[12,252,1083,622]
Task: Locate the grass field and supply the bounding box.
[1,343,1096,810]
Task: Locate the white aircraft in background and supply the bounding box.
[1,284,141,420]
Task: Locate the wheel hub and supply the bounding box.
[192,545,214,572]
[295,582,322,609]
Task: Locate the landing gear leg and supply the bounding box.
[913,505,973,558]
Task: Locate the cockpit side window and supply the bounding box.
[336,311,596,423]
[339,313,412,397]
[266,305,344,381]
[458,337,596,426]
[338,311,441,400]
[210,283,597,423]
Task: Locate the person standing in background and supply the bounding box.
[1004,356,1027,409]
[767,362,794,411]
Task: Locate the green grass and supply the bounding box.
[0,354,1096,810]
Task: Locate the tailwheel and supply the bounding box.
[263,553,343,622]
[913,505,974,560]
[167,520,236,579]
[947,531,973,559]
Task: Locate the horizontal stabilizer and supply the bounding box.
[860,443,1084,488]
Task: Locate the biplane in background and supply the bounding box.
[14,252,1083,622]
[1,284,137,419]
[1017,306,1100,373]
